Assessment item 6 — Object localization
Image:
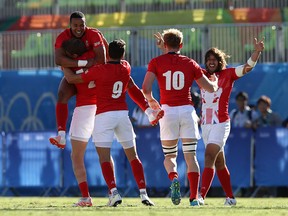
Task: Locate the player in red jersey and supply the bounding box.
[57,38,99,207]
[142,29,218,206]
[49,11,107,149]
[49,11,163,149]
[62,39,155,207]
[198,37,265,206]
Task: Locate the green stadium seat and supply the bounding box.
[11,33,53,58]
[181,28,202,52]
[58,0,85,7]
[244,26,276,52]
[58,0,118,7]
[16,0,53,8]
[125,0,154,5]
[158,0,173,3]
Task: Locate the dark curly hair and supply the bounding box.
[204,47,230,72]
[62,38,87,56]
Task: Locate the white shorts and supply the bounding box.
[159,104,201,141]
[201,121,231,150]
[69,105,97,142]
[92,110,136,149]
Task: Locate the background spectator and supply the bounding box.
[282,117,288,128]
[253,95,282,129]
[230,91,258,128]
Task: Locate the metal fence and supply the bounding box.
[1,0,288,19]
[0,23,287,69]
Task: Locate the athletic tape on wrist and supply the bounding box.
[78,60,88,67]
[247,57,256,67]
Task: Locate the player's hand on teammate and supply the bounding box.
[85,58,96,68]
[254,37,265,52]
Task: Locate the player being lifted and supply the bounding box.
[50,11,163,149]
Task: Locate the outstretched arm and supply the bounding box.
[196,73,218,93]
[236,37,265,76]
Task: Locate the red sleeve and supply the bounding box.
[86,28,104,49]
[127,85,149,111]
[147,58,157,74]
[230,68,240,81]
[54,29,69,49]
[192,60,204,80]
[121,60,131,75]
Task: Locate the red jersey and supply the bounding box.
[201,68,240,124]
[73,51,97,107]
[54,27,104,59]
[81,60,131,114]
[147,52,203,106]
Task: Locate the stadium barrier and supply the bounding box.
[0,127,287,197]
[0,65,287,196]
[0,64,287,133]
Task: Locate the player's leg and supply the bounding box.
[159,105,181,205]
[49,77,76,148]
[71,139,92,207]
[182,138,200,206]
[122,144,154,206]
[215,152,236,206]
[179,106,201,206]
[96,146,122,207]
[93,112,122,207]
[199,143,220,198]
[67,105,95,207]
[116,113,154,206]
[161,139,181,205]
[200,122,230,200]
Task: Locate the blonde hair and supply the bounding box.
[162,28,183,49]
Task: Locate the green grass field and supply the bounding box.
[0,197,288,216]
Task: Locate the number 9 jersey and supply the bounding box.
[81,60,131,114]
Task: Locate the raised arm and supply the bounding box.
[236,37,265,76]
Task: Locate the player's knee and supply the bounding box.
[182,142,197,154]
[162,144,178,158]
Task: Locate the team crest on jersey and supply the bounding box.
[85,40,89,47]
[94,41,100,46]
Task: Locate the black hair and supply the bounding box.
[70,11,85,23]
[62,38,87,56]
[108,39,126,59]
[236,91,248,101]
